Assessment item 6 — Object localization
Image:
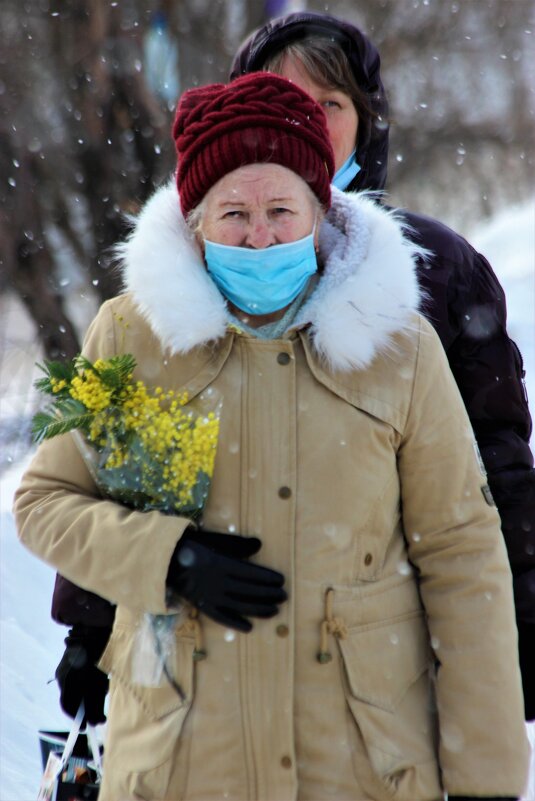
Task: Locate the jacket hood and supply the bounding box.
[230,11,389,192]
[117,183,423,372]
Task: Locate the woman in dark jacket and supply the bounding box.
[51,10,535,731]
[230,9,535,721]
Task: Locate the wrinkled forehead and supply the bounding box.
[204,163,314,206]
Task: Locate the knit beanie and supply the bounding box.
[173,72,335,217]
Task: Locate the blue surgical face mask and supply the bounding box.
[204,228,318,315]
[332,149,361,190]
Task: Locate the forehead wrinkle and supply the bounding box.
[217,196,294,206]
[205,163,313,212]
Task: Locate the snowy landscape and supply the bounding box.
[1,199,534,799]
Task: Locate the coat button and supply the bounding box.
[278,486,292,499]
[280,755,292,769]
[277,352,291,365]
[276,624,289,638]
[364,553,373,566]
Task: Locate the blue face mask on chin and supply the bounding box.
[332,150,361,190]
[204,228,318,316]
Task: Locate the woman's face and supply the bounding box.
[276,54,359,171]
[200,163,318,248]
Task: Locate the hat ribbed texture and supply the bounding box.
[173,72,335,216]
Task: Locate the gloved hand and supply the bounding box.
[166,528,287,632]
[55,623,111,726]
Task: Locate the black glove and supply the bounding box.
[55,623,110,726]
[166,528,287,632]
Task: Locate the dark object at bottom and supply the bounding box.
[38,729,100,800]
[54,783,98,801]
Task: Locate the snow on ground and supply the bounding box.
[0,200,534,799]
[0,459,73,799]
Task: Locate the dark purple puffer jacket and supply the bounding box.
[231,9,535,715]
[53,10,535,720]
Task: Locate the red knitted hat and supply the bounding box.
[173,72,335,217]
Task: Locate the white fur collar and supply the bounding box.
[118,182,424,371]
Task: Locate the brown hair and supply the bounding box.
[263,37,378,148]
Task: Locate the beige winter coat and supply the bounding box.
[14,186,529,800]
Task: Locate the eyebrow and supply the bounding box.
[316,88,345,99]
[218,197,294,207]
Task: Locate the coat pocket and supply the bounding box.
[338,611,441,798]
[98,620,195,781]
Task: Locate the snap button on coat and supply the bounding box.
[277,352,291,365]
[278,486,292,499]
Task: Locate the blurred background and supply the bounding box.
[0,0,534,468]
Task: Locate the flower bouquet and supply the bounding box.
[32,354,220,518]
[32,353,221,690]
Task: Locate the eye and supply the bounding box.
[222,210,245,219]
[322,100,341,110]
[271,207,293,216]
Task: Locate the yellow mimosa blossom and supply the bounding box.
[33,353,220,518]
[70,370,113,413]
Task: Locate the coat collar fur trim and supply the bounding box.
[117,182,424,371]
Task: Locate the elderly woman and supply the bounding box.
[15,73,528,801]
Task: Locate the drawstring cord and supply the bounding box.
[151,619,186,702]
[317,587,348,664]
[184,607,207,662]
[154,608,206,703]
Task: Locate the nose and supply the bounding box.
[244,219,277,249]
